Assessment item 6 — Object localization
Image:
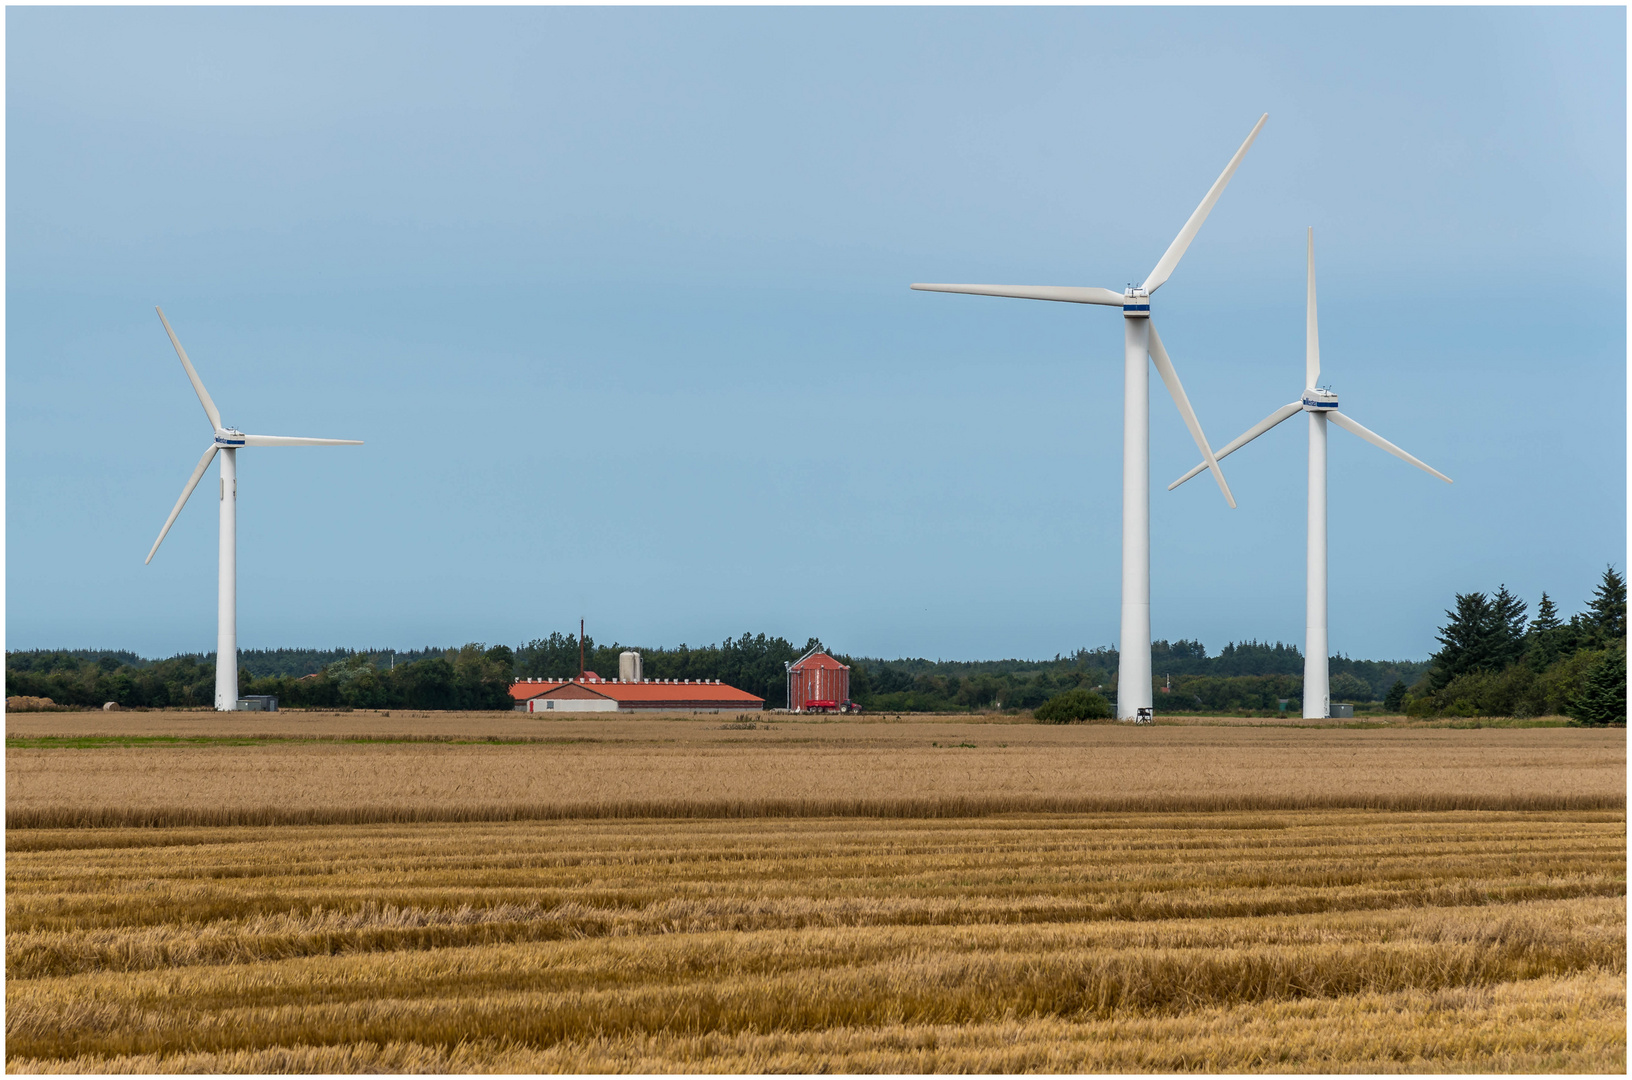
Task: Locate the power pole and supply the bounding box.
[579,619,585,681]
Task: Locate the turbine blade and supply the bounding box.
[1169,401,1302,490]
[155,307,224,433]
[146,445,219,564]
[910,283,1125,306]
[1147,320,1235,508]
[1329,411,1452,483]
[240,434,364,447]
[1306,227,1320,388]
[1143,113,1268,294]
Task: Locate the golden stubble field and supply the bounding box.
[6,710,1624,825]
[6,712,1626,1072]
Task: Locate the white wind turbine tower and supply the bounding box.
[913,115,1265,720]
[1169,229,1451,718]
[145,307,362,710]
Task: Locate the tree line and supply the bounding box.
[0,637,1439,716]
[9,567,1622,721]
[6,646,516,711]
[5,646,450,678]
[848,641,1426,714]
[9,635,1323,714]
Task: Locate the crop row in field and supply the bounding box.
[8,791,1624,830]
[13,974,1623,1074]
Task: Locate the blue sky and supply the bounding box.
[7,6,1625,662]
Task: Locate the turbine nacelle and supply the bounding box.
[214,429,247,447]
[1122,288,1150,319]
[1301,388,1338,412]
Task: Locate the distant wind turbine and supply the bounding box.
[912,115,1266,720]
[1169,229,1451,718]
[145,307,362,710]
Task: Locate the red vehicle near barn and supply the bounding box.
[800,698,861,715]
[785,649,859,713]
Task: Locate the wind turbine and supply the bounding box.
[912,115,1265,720]
[1169,229,1451,718]
[145,307,362,711]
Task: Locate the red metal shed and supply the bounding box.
[786,650,850,712]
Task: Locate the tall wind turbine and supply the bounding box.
[912,115,1265,720]
[1169,229,1451,718]
[145,307,362,710]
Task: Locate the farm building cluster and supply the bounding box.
[508,648,856,714]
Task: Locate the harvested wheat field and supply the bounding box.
[6,714,1624,825]
[6,716,1626,1072]
[6,811,1626,1072]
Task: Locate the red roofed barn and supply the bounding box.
[511,673,763,714]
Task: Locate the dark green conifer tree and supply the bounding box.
[1383,679,1408,712]
[1427,592,1497,691]
[1530,592,1562,634]
[1490,585,1528,669]
[1526,592,1567,671]
[1586,565,1627,641]
[1568,645,1627,727]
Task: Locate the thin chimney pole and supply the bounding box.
[579,619,585,681]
